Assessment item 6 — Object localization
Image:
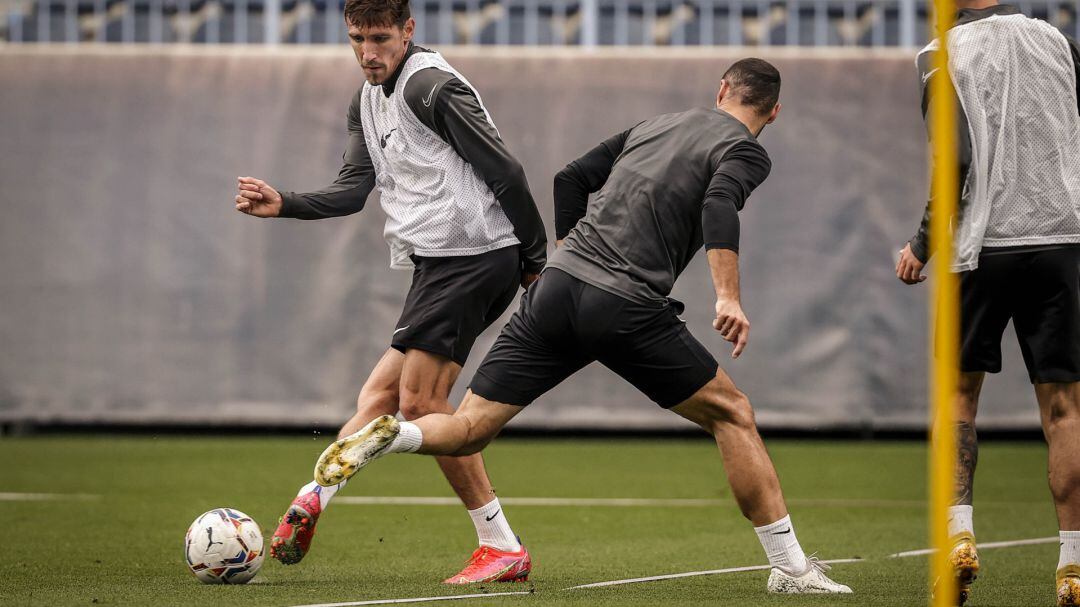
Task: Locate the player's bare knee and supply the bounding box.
[355,387,397,417]
[703,391,756,434]
[398,392,452,420]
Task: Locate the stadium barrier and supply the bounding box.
[0,45,1044,431]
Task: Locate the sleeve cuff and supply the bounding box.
[909,238,929,263]
[279,192,301,218]
[705,242,739,254]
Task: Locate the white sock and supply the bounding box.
[296,480,344,511]
[948,505,974,539]
[386,421,423,454]
[754,515,809,575]
[469,497,521,552]
[1059,531,1080,570]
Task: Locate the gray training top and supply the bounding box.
[548,107,771,307]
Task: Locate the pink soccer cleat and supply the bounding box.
[443,543,532,584]
[269,490,322,565]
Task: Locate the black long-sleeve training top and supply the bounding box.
[549,107,771,306]
[278,43,548,274]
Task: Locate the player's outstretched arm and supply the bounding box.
[241,91,375,221]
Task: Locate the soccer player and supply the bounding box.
[232,0,547,583]
[895,2,1080,604]
[313,59,852,594]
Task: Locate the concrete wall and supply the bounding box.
[0,46,1042,430]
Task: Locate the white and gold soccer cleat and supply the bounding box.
[313,415,400,487]
[948,533,980,606]
[1057,564,1080,607]
[767,558,852,594]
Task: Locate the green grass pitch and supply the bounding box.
[0,436,1061,606]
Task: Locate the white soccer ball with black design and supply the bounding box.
[184,508,264,584]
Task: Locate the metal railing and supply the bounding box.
[2,0,1077,46]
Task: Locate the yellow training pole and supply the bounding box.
[928,0,959,604]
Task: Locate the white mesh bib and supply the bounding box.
[928,14,1080,271]
[360,51,519,270]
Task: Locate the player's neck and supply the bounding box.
[716,104,768,137]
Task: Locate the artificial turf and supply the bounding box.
[0,436,1061,606]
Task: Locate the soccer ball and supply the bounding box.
[184,508,264,584]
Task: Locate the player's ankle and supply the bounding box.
[469,497,521,552]
[1059,530,1080,570]
[948,505,975,540]
[754,515,808,575]
[386,421,423,454]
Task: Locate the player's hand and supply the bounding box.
[235,176,283,218]
[521,272,541,289]
[713,298,749,359]
[896,242,927,285]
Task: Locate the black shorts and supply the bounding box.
[470,268,719,408]
[391,246,521,366]
[958,246,1080,383]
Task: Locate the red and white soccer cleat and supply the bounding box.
[443,544,532,584]
[269,490,322,565]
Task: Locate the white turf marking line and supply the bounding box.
[567,535,1059,591]
[336,496,945,508]
[0,492,101,502]
[888,536,1058,558]
[565,559,864,590]
[289,591,532,607]
[336,496,728,507]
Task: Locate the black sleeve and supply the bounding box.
[701,142,771,254]
[404,68,548,274]
[279,90,376,220]
[1069,35,1080,116]
[551,128,632,240]
[909,51,972,263]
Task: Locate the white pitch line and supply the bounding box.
[0,492,101,502]
[289,591,532,607]
[336,496,944,508]
[565,559,864,590]
[888,536,1058,558]
[336,496,729,507]
[567,535,1059,591]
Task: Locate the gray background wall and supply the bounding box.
[0,46,1041,431]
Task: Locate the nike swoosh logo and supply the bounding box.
[485,509,501,522]
[922,67,940,85]
[422,83,438,108]
[771,528,792,535]
[393,326,410,335]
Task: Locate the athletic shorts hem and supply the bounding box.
[470,369,534,407]
[1030,370,1080,385]
[655,363,720,408]
[390,340,462,366]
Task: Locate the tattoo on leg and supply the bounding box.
[954,421,978,506]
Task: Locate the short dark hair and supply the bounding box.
[344,0,411,28]
[722,58,781,115]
